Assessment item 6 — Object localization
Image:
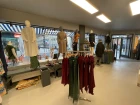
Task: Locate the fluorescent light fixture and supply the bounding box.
[70,0,98,14]
[96,14,111,23]
[130,0,140,16]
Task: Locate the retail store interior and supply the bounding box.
[0,0,140,105]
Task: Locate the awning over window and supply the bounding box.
[0,23,74,37]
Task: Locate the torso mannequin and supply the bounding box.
[89,30,95,55]
[21,20,38,57]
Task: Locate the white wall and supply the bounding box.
[0,7,108,34]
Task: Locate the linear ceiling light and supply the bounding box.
[70,0,98,14]
[96,14,111,23]
[130,0,140,16]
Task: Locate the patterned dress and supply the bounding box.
[0,59,6,96]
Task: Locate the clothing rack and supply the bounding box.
[67,51,91,53]
[66,50,92,103]
[66,50,91,55]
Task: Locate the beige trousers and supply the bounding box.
[90,47,94,55]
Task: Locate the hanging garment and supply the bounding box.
[0,32,8,79]
[5,45,16,60]
[84,56,89,92]
[61,58,69,85]
[89,56,95,95]
[21,27,38,56]
[89,33,95,47]
[78,56,84,93]
[57,31,67,53]
[30,56,40,69]
[69,56,79,102]
[0,59,6,96]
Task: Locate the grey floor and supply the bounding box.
[2,58,140,105]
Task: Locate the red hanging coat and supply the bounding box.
[89,56,95,95]
[61,58,69,85]
[84,56,89,92]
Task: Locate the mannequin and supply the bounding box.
[21,20,38,56]
[21,20,39,69]
[89,30,95,55]
[73,29,80,51]
[5,41,18,65]
[105,34,111,49]
[57,26,67,58]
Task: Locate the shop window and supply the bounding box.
[37,34,73,59]
[85,34,105,52]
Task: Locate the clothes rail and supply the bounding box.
[65,50,92,103]
[67,51,91,53]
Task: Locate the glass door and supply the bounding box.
[112,38,121,59]
[121,37,132,58]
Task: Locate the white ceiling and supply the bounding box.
[0,0,140,30]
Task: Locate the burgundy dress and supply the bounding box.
[84,56,89,92]
[61,58,69,85]
[89,56,95,95]
[78,56,84,93]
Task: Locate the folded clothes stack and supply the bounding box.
[16,77,40,90]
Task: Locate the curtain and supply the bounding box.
[0,31,8,79]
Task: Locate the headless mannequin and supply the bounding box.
[5,41,18,65]
[57,26,67,59]
[89,30,95,55]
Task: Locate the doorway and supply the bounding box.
[112,37,121,59]
[121,37,132,58]
[112,35,133,59]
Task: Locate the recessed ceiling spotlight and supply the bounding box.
[96,14,111,23]
[70,0,98,14]
[130,0,140,16]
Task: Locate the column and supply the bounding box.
[79,25,85,51]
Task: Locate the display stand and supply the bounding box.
[67,50,92,103]
[102,49,114,64]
